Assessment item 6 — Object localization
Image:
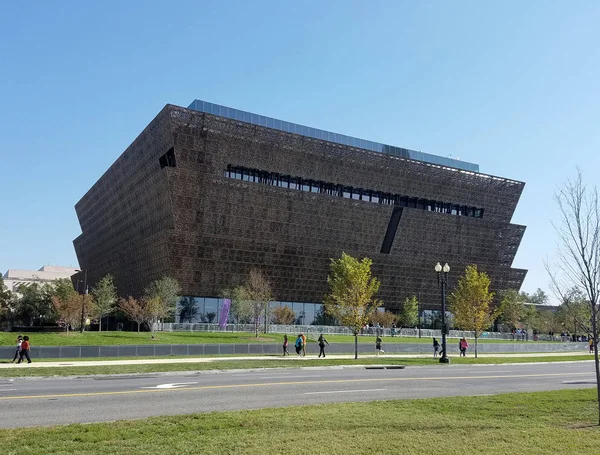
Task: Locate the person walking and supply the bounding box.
[590,337,595,354]
[17,335,32,364]
[301,333,307,357]
[10,335,23,363]
[375,335,384,355]
[459,337,469,357]
[317,333,329,358]
[295,335,303,356]
[283,335,290,356]
[433,338,440,357]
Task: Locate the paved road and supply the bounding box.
[0,362,596,428]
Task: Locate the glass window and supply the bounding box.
[204,298,218,323]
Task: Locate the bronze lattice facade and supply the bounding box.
[73,101,527,311]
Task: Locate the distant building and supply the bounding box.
[2,265,79,293]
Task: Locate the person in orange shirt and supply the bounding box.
[17,335,32,364]
[300,333,307,357]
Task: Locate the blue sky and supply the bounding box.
[1,1,598,300]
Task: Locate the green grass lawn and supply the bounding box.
[1,389,598,454]
[0,355,594,378]
[0,330,554,346]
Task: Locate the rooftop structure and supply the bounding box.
[188,100,480,173]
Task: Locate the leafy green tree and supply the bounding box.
[397,296,419,329]
[0,277,13,323]
[178,297,198,323]
[144,276,181,323]
[14,283,55,326]
[448,265,496,358]
[91,275,117,331]
[520,288,549,305]
[313,306,336,326]
[497,289,526,330]
[222,286,253,324]
[554,288,593,337]
[324,252,382,359]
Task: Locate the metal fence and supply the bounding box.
[0,341,590,360]
[161,323,562,342]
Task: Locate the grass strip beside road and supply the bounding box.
[0,355,594,378]
[1,389,599,454]
[0,331,545,346]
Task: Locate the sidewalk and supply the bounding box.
[0,351,592,369]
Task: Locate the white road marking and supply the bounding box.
[261,375,321,379]
[305,388,386,395]
[470,370,511,374]
[141,382,199,389]
[561,379,596,384]
[0,389,17,392]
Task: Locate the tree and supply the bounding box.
[179,297,198,323]
[140,297,167,339]
[554,288,596,338]
[313,305,336,326]
[118,296,145,332]
[448,265,496,358]
[52,293,92,333]
[272,306,296,325]
[497,289,526,330]
[222,286,253,324]
[520,288,549,305]
[545,170,600,425]
[324,252,382,359]
[397,296,419,329]
[91,275,117,332]
[0,277,13,323]
[206,311,216,323]
[14,283,54,326]
[241,269,273,337]
[144,276,181,323]
[370,310,397,328]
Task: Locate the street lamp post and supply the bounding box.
[435,262,450,364]
[75,269,88,333]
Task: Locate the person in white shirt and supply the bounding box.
[11,335,23,363]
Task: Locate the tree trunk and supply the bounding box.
[99,317,102,332]
[591,304,600,426]
[137,322,140,333]
[255,317,259,338]
[475,335,478,358]
[354,333,358,360]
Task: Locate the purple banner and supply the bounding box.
[219,299,231,329]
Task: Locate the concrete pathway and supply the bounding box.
[0,351,593,369]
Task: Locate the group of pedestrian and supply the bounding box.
[432,337,469,357]
[282,333,332,357]
[10,335,32,364]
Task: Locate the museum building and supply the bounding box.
[73,100,527,324]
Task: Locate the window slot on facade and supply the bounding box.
[159,147,176,169]
[224,164,484,219]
